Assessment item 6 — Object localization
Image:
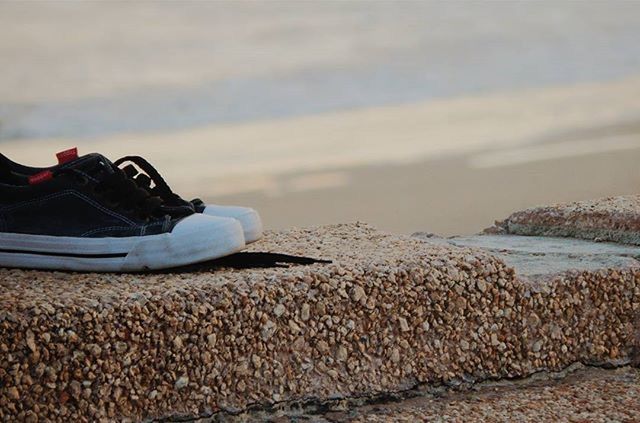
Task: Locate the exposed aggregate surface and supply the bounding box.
[490,195,640,245]
[1,222,639,421]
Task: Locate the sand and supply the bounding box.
[1,76,640,236]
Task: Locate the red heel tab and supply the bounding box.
[56,148,78,164]
[29,170,54,185]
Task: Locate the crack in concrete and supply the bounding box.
[157,360,635,422]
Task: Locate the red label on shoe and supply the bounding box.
[29,170,54,185]
[56,147,78,164]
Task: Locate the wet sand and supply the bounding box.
[212,146,640,236]
[2,76,640,236]
[3,129,638,236]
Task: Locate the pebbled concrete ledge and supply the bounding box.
[488,195,640,245]
[1,220,639,421]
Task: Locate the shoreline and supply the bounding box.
[2,76,638,235]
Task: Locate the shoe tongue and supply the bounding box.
[63,153,117,178]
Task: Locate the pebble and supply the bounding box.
[352,286,366,303]
[336,345,348,362]
[7,386,19,400]
[533,340,543,353]
[207,333,217,347]
[25,330,36,352]
[274,304,286,317]
[301,303,310,321]
[173,336,183,350]
[175,376,189,390]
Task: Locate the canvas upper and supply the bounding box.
[0,151,193,238]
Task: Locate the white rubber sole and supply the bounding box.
[203,205,263,243]
[0,214,245,272]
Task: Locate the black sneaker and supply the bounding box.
[0,149,245,272]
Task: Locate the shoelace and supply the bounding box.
[145,252,332,274]
[95,169,165,220]
[62,160,165,221]
[113,156,193,209]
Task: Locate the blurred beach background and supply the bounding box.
[1,0,640,235]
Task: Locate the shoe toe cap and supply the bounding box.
[202,205,263,243]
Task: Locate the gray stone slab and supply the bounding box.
[414,233,640,277]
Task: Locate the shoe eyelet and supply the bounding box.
[76,175,89,187]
